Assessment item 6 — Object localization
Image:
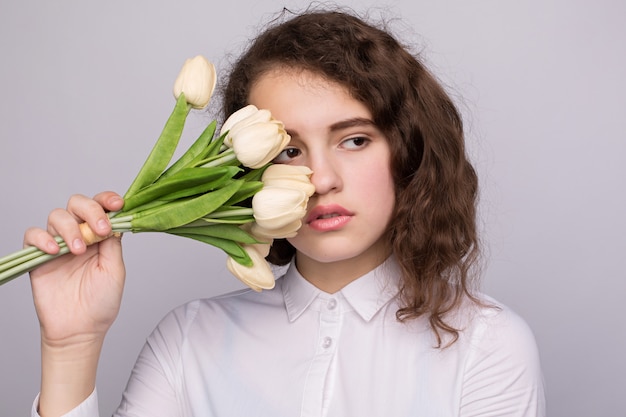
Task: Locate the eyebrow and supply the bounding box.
[330,117,377,132]
[286,117,377,138]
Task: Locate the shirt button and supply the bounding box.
[322,336,333,349]
[327,299,337,310]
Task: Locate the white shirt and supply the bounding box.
[33,257,545,417]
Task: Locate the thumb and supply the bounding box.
[97,233,125,277]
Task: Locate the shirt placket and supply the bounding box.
[300,296,342,417]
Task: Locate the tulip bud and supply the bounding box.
[221,105,291,169]
[219,104,263,139]
[262,165,315,197]
[229,121,290,169]
[251,219,302,239]
[173,55,217,109]
[226,243,275,291]
[252,186,309,231]
[225,109,274,147]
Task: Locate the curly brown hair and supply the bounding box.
[222,9,481,346]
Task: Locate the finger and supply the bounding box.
[23,227,61,254]
[46,207,89,255]
[93,191,125,213]
[66,194,115,243]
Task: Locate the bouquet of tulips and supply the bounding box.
[0,56,314,291]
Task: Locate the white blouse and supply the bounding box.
[33,257,545,416]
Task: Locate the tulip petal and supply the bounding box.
[226,244,275,291]
[173,55,217,109]
[252,186,308,230]
[220,104,259,138]
[251,219,303,239]
[232,123,288,169]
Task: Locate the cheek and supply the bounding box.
[354,158,395,213]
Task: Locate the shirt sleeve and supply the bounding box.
[31,302,197,417]
[113,301,199,417]
[31,389,100,417]
[459,305,546,417]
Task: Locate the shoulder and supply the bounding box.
[447,295,542,367]
[132,279,288,390]
[455,297,545,410]
[449,296,546,415]
[149,277,287,341]
[432,296,544,377]
[463,296,541,359]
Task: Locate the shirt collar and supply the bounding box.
[281,256,401,323]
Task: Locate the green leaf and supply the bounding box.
[167,232,252,266]
[188,132,226,167]
[200,217,254,225]
[167,224,259,244]
[239,166,268,182]
[224,181,264,206]
[159,169,239,201]
[122,166,240,211]
[112,199,167,218]
[130,180,243,231]
[182,215,254,225]
[124,94,190,199]
[159,121,217,180]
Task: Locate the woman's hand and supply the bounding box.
[25,191,126,347]
[25,191,126,417]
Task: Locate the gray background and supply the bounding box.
[1,0,624,416]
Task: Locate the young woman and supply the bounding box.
[26,10,545,417]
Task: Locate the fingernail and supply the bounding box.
[46,241,58,252]
[73,238,85,251]
[97,219,109,232]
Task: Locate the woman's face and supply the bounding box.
[249,69,395,287]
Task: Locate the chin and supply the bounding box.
[289,236,389,268]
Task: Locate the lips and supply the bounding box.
[306,204,354,231]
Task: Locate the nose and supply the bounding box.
[307,152,342,195]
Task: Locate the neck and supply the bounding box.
[294,249,390,294]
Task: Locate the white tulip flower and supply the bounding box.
[221,105,290,169]
[229,122,290,169]
[219,104,264,139]
[226,243,275,291]
[173,55,217,109]
[251,219,303,239]
[252,186,309,231]
[261,165,315,197]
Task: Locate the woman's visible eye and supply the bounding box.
[273,147,302,163]
[341,136,370,149]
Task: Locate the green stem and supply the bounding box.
[200,149,237,168]
[0,249,51,273]
[0,245,70,286]
[110,215,134,224]
[0,236,64,265]
[0,215,133,286]
[111,223,133,233]
[206,208,253,219]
